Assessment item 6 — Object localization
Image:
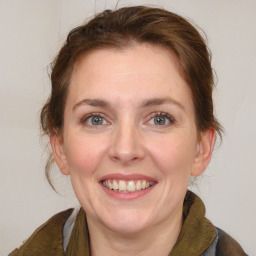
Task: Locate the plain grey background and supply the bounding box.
[0,0,255,255]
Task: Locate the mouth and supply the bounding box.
[102,179,155,193]
[99,174,157,200]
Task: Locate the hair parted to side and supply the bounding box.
[40,5,223,189]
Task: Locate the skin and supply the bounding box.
[51,43,215,256]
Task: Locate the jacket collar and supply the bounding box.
[170,191,217,255]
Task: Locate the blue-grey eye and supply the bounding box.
[90,116,104,125]
[83,115,107,126]
[154,116,167,125]
[148,112,174,126]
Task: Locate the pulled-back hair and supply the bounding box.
[41,6,223,188]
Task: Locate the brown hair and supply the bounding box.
[41,6,223,188]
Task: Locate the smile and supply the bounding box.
[99,174,157,199]
[102,179,155,193]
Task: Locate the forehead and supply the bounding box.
[67,44,193,110]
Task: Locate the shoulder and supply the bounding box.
[9,208,74,256]
[215,227,248,256]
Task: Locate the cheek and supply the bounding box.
[64,132,108,176]
[147,131,197,177]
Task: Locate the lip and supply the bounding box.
[100,182,156,200]
[99,173,157,200]
[99,173,157,182]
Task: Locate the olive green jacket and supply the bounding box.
[9,191,247,256]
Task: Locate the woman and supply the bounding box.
[9,6,247,256]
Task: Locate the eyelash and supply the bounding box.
[80,112,175,127]
[147,112,175,127]
[81,112,107,126]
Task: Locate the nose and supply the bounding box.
[108,121,145,165]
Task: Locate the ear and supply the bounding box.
[191,129,216,177]
[50,134,70,175]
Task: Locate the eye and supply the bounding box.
[81,113,108,126]
[148,112,175,126]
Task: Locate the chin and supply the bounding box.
[99,209,152,235]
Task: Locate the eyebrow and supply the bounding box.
[73,97,185,111]
[73,99,110,111]
[140,97,185,111]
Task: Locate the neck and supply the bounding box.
[87,208,183,256]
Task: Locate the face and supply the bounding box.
[52,44,214,235]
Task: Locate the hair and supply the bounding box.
[40,5,223,188]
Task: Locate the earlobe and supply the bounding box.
[191,129,216,177]
[50,134,70,175]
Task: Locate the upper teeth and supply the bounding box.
[102,180,154,192]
